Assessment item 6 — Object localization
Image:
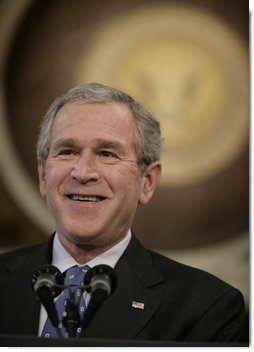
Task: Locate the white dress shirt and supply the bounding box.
[38,230,131,335]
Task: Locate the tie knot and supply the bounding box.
[64,265,90,286]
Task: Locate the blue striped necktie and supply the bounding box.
[41,265,89,338]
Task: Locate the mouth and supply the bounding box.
[66,194,106,202]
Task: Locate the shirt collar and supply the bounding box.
[52,230,131,273]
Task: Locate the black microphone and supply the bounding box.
[81,264,117,333]
[31,264,64,327]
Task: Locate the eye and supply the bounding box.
[98,150,116,158]
[58,149,75,156]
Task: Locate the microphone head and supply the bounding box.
[84,264,117,296]
[31,264,64,298]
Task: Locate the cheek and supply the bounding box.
[109,167,143,198]
[42,164,66,194]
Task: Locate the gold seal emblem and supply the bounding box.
[75,4,248,186]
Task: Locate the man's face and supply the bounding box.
[38,101,160,249]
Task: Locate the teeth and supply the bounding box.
[69,195,102,202]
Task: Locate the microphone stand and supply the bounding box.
[62,289,81,338]
[33,264,116,339]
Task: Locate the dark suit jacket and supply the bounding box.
[0,234,245,342]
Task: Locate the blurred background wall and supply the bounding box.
[0,0,249,318]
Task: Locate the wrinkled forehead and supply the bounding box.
[50,101,138,150]
[53,100,135,125]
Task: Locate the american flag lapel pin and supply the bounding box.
[132,300,145,310]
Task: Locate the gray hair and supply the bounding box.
[37,82,161,172]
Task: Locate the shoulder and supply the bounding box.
[0,242,43,263]
[146,249,246,342]
[148,247,239,293]
[128,235,243,301]
[146,247,245,324]
[0,236,54,273]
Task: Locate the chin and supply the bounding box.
[63,226,104,246]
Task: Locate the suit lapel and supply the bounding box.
[82,236,164,339]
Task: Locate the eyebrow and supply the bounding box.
[51,138,126,154]
[95,139,126,153]
[51,138,77,151]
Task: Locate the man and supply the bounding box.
[0,83,245,343]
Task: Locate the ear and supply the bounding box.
[139,161,161,205]
[38,163,47,198]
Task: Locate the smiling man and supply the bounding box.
[38,99,160,262]
[0,83,245,344]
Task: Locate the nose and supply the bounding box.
[71,152,100,184]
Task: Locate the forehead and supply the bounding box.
[51,101,137,145]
